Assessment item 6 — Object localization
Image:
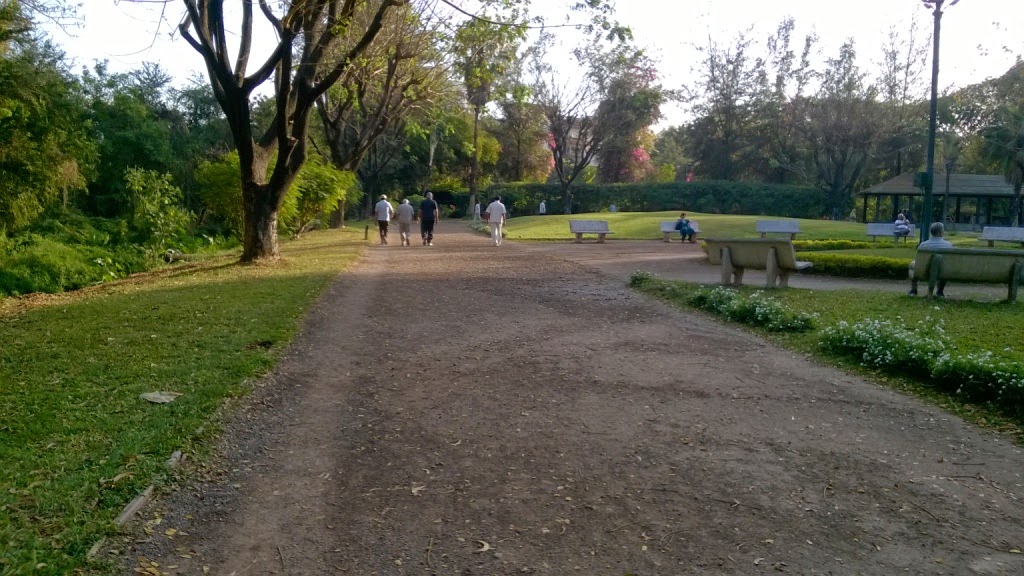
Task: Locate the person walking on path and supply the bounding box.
[374,195,394,245]
[396,199,416,247]
[907,221,954,297]
[486,196,507,246]
[419,192,440,246]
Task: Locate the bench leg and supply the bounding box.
[574,233,583,244]
[779,271,792,287]
[760,232,767,238]
[663,232,671,242]
[597,233,606,243]
[927,254,943,297]
[988,240,995,247]
[766,247,780,288]
[1009,261,1021,303]
[720,248,744,285]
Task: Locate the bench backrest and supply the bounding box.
[980,226,1024,241]
[913,247,1024,282]
[659,220,700,233]
[569,220,611,233]
[756,219,800,234]
[704,238,802,270]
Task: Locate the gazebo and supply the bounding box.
[857,173,1022,231]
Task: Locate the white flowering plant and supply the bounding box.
[931,351,1024,407]
[689,286,815,332]
[818,317,948,377]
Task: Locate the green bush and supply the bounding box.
[485,180,828,218]
[819,317,947,377]
[688,286,815,332]
[793,240,889,252]
[799,253,910,280]
[931,352,1024,410]
[0,235,151,295]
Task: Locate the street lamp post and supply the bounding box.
[920,0,960,241]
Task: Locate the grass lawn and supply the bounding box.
[0,227,367,575]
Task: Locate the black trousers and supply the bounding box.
[420,219,435,241]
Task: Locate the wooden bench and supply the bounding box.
[980,226,1024,247]
[704,238,813,288]
[866,222,915,242]
[659,220,700,242]
[569,220,614,243]
[756,219,800,240]
[911,246,1024,302]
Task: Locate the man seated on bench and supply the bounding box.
[907,221,953,297]
[674,212,696,243]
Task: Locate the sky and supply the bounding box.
[46,0,1024,127]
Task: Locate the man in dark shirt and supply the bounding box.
[418,192,440,246]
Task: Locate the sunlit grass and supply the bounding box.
[0,228,367,575]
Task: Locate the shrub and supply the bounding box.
[688,286,814,332]
[931,351,1024,409]
[629,270,654,287]
[799,253,910,280]
[0,235,150,295]
[818,317,947,377]
[793,240,889,252]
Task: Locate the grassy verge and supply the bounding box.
[0,227,366,575]
[629,275,1024,437]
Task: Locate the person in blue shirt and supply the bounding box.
[674,212,696,243]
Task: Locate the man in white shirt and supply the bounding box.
[485,196,507,246]
[538,200,546,215]
[374,195,394,245]
[396,199,416,246]
[907,221,954,297]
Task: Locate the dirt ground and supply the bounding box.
[123,222,1024,575]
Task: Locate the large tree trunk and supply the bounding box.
[241,182,282,262]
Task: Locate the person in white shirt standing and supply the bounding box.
[374,194,394,245]
[396,199,416,246]
[485,196,507,246]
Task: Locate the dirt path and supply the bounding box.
[126,223,1024,575]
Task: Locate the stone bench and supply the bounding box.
[569,220,614,243]
[979,226,1024,247]
[866,222,915,242]
[756,219,800,240]
[911,246,1024,302]
[659,220,700,242]
[704,238,813,288]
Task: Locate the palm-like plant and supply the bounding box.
[981,104,1024,226]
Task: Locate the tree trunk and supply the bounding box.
[241,182,281,262]
[469,103,481,214]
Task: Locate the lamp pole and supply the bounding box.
[920,0,960,241]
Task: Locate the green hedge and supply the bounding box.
[449,180,829,219]
[798,253,910,280]
[792,240,890,252]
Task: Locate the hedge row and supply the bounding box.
[797,253,910,280]
[438,180,830,219]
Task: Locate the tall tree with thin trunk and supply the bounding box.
[170,0,407,262]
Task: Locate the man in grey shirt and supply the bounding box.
[396,199,416,246]
[907,221,953,297]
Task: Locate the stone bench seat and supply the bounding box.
[704,238,813,288]
[911,246,1024,301]
[756,219,800,240]
[866,222,915,242]
[659,220,700,242]
[569,220,614,243]
[979,226,1024,247]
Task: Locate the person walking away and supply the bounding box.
[419,192,440,246]
[486,196,507,246]
[907,222,953,297]
[674,212,696,243]
[473,201,481,222]
[538,200,546,215]
[396,199,415,246]
[374,194,394,245]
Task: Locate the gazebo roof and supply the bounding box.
[858,173,1014,197]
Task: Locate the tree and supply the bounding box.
[290,157,360,236]
[168,0,409,262]
[798,41,883,220]
[453,6,526,211]
[491,97,551,182]
[874,18,928,179]
[0,5,93,235]
[981,104,1024,226]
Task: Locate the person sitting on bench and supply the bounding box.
[894,212,912,239]
[907,221,953,297]
[675,212,696,243]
